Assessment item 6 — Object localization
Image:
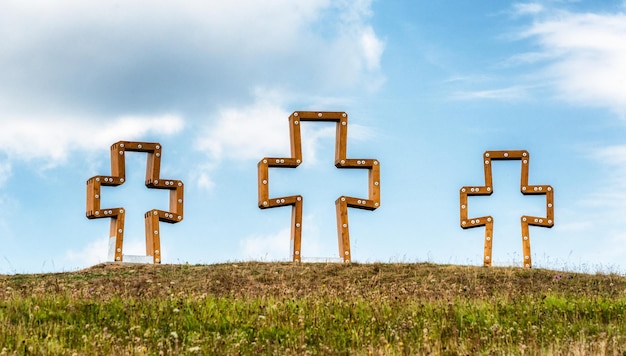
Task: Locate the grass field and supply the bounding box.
[1,262,625,355]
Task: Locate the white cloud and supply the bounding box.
[517,10,626,116]
[64,236,109,267]
[452,86,531,101]
[240,215,324,261]
[240,226,291,261]
[64,235,160,268]
[0,161,11,187]
[194,90,378,189]
[360,27,385,71]
[195,92,290,162]
[513,3,544,15]
[0,0,384,114]
[0,114,183,166]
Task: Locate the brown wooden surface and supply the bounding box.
[460,150,554,268]
[258,111,380,263]
[86,141,184,264]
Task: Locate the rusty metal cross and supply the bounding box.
[460,150,554,268]
[258,111,380,263]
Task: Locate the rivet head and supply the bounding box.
[153,211,158,215]
[295,223,301,228]
[262,180,267,184]
[342,224,347,228]
[155,250,159,254]
[116,256,121,261]
[95,194,99,199]
[485,256,490,260]
[294,120,299,125]
[486,237,491,241]
[154,230,159,234]
[525,255,530,260]
[342,113,347,117]
[155,258,160,263]
[485,153,490,157]
[156,145,160,149]
[293,112,299,117]
[295,251,300,255]
[344,251,349,255]
[117,248,121,252]
[119,209,124,214]
[138,144,142,149]
[317,112,322,117]
[263,201,268,206]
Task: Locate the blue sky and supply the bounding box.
[1,0,626,273]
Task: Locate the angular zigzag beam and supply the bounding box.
[86,141,184,264]
[459,150,554,268]
[258,111,380,263]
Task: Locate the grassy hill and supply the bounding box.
[1,262,625,355]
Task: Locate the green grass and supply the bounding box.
[1,262,625,355]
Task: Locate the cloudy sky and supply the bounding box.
[2,0,626,274]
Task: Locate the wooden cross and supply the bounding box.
[86,141,184,264]
[460,150,554,268]
[258,111,380,262]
